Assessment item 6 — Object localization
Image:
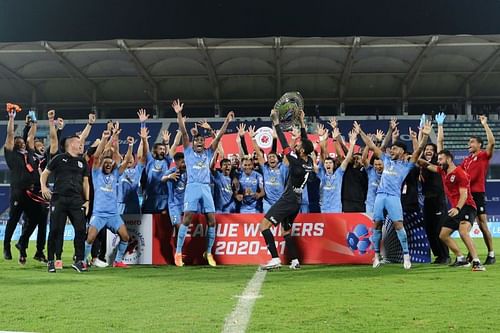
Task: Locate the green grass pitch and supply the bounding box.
[0,239,498,333]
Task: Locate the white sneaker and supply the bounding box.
[372,254,381,268]
[260,257,281,270]
[93,258,109,268]
[403,254,412,270]
[289,259,301,270]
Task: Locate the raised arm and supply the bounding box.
[47,110,59,156]
[237,123,249,156]
[270,109,291,154]
[248,125,265,166]
[411,120,432,163]
[169,130,182,158]
[317,123,329,164]
[340,130,358,170]
[119,136,135,174]
[172,99,189,148]
[211,111,235,151]
[480,115,496,158]
[409,127,418,152]
[417,158,438,173]
[26,122,37,151]
[353,121,383,158]
[5,108,16,151]
[381,117,397,150]
[435,112,446,153]
[93,130,111,169]
[137,126,149,164]
[78,112,96,146]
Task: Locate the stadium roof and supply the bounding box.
[1,35,500,111]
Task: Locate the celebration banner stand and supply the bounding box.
[107,213,375,265]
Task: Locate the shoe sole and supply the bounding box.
[71,264,83,273]
[260,264,281,271]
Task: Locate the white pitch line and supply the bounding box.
[222,269,267,333]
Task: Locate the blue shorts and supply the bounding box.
[373,193,403,222]
[89,215,124,234]
[168,204,183,225]
[184,183,215,213]
[142,195,168,213]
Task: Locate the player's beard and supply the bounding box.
[441,162,449,172]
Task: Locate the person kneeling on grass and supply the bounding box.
[83,131,137,270]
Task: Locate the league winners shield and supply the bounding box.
[273,91,304,131]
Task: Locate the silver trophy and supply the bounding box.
[273,91,304,131]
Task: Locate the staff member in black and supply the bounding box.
[3,107,48,264]
[41,135,90,273]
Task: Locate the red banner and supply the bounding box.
[151,213,374,265]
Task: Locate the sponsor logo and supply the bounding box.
[346,224,372,254]
[122,229,146,264]
[77,161,83,168]
[450,175,455,182]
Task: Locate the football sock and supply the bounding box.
[488,251,495,257]
[176,224,188,254]
[372,229,382,253]
[115,241,128,263]
[396,228,409,255]
[262,229,279,258]
[284,234,298,260]
[206,226,216,254]
[457,255,465,262]
[84,241,92,262]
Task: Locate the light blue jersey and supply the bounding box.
[376,154,415,197]
[213,171,235,213]
[166,167,187,207]
[262,163,288,207]
[143,152,171,197]
[92,167,120,217]
[117,163,144,214]
[318,163,344,213]
[238,171,264,213]
[184,146,214,184]
[365,165,382,213]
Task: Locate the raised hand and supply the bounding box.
[197,119,212,130]
[332,127,341,139]
[226,111,235,122]
[137,108,149,122]
[161,129,171,143]
[352,121,361,134]
[47,110,55,120]
[421,120,433,136]
[138,127,150,139]
[270,109,279,123]
[102,130,111,139]
[88,113,96,125]
[172,99,184,114]
[479,115,488,126]
[316,123,326,137]
[390,117,399,130]
[375,129,384,142]
[435,112,446,126]
[248,125,256,138]
[409,127,417,140]
[348,130,357,145]
[237,123,246,136]
[419,114,426,129]
[126,136,135,145]
[329,117,337,129]
[392,128,400,140]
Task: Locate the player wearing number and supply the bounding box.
[460,115,496,264]
[163,152,187,226]
[354,120,431,270]
[259,109,314,270]
[84,131,134,269]
[173,99,234,267]
[235,157,265,213]
[420,150,485,272]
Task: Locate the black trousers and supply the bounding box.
[4,189,47,253]
[342,200,366,213]
[423,197,450,259]
[48,195,86,262]
[91,227,107,261]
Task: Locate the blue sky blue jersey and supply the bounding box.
[377,153,415,197]
[212,171,234,212]
[117,163,144,204]
[92,167,120,217]
[184,146,214,184]
[262,163,288,205]
[365,165,382,212]
[318,162,344,213]
[166,167,187,207]
[239,171,264,211]
[144,152,171,197]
